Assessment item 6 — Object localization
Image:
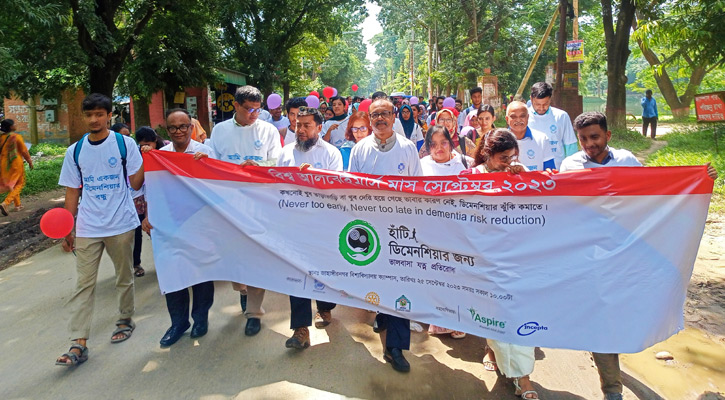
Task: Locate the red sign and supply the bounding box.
[695,92,725,122]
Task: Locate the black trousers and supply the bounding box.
[289,295,336,329]
[133,213,144,266]
[376,313,410,350]
[165,281,215,327]
[642,116,657,138]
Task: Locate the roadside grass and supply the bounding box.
[609,128,651,154]
[29,142,67,156]
[646,124,725,213]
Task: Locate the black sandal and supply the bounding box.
[55,343,88,366]
[134,265,145,277]
[111,319,136,343]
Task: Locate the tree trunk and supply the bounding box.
[282,79,290,105]
[602,0,636,129]
[88,65,121,98]
[554,0,567,108]
[133,96,152,128]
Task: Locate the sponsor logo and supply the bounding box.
[517,321,548,336]
[339,220,381,266]
[313,279,325,292]
[468,307,506,329]
[253,139,263,150]
[395,295,411,312]
[526,149,535,159]
[108,156,118,168]
[365,292,380,306]
[397,162,405,173]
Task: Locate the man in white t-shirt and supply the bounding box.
[560,111,717,400]
[269,104,289,131]
[348,99,421,373]
[209,85,282,337]
[458,86,483,127]
[55,93,145,367]
[141,108,217,347]
[279,97,307,147]
[527,82,578,169]
[506,101,556,171]
[277,107,342,350]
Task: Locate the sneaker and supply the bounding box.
[314,311,332,328]
[285,327,310,349]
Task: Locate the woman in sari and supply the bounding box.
[0,119,33,216]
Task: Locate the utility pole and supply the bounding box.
[516,9,559,98]
[428,27,433,99]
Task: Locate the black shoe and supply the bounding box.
[190,322,208,339]
[245,318,261,336]
[160,323,190,347]
[384,347,410,373]
[240,293,247,312]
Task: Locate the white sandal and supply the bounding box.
[513,377,539,399]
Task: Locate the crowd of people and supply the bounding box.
[50,84,718,400]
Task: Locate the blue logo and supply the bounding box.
[395,295,411,312]
[313,279,325,292]
[253,140,263,150]
[314,162,323,169]
[549,124,557,133]
[397,163,405,173]
[517,321,548,336]
[526,149,535,159]
[108,156,118,168]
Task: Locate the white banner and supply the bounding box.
[144,151,713,353]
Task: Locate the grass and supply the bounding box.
[609,128,651,154]
[646,124,725,213]
[28,142,68,156]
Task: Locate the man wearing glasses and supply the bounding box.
[506,101,555,172]
[208,85,282,337]
[348,99,421,373]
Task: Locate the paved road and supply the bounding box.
[0,237,663,399]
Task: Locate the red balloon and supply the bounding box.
[40,208,75,239]
[322,86,334,99]
[358,99,373,113]
[310,91,319,98]
[351,84,359,92]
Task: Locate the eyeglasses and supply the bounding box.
[438,118,454,123]
[370,111,393,119]
[495,154,518,163]
[351,126,368,133]
[167,124,191,133]
[239,104,262,114]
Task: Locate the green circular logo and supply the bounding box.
[339,220,380,266]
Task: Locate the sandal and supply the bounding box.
[111,319,136,343]
[134,265,145,277]
[513,377,539,399]
[482,345,498,371]
[450,331,466,339]
[0,204,7,216]
[55,343,88,366]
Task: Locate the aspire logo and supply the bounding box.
[468,307,506,329]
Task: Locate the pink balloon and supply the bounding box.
[442,97,456,108]
[305,95,320,108]
[358,99,373,113]
[267,93,282,109]
[410,97,419,105]
[332,87,338,97]
[40,208,74,239]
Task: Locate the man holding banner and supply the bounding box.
[560,111,718,400]
[277,107,342,349]
[348,98,422,373]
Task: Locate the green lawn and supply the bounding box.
[608,128,651,154]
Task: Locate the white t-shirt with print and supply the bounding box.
[322,118,349,148]
[209,118,281,165]
[58,133,143,237]
[277,139,343,171]
[271,116,290,131]
[527,105,577,169]
[517,127,555,171]
[160,139,218,159]
[420,152,473,176]
[348,134,422,176]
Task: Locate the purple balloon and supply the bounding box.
[332,87,338,97]
[305,95,320,108]
[442,97,455,108]
[267,93,282,109]
[410,96,419,105]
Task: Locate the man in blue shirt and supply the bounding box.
[641,89,658,138]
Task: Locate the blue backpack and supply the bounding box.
[73,131,128,186]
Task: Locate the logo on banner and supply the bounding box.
[468,307,506,329]
[339,220,381,266]
[365,292,380,305]
[395,295,411,312]
[517,321,548,336]
[313,279,325,292]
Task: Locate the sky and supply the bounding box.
[360,2,383,64]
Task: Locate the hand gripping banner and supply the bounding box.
[143,151,713,353]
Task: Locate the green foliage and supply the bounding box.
[28,143,67,156]
[608,128,651,154]
[319,30,370,94]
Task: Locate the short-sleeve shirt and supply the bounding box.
[209,117,281,165]
[160,140,218,159]
[527,106,578,169]
[58,132,143,237]
[277,139,343,171]
[420,152,473,176]
[321,118,349,148]
[559,148,642,171]
[348,134,422,176]
[517,127,555,171]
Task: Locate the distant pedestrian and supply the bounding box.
[641,89,658,139]
[0,119,33,215]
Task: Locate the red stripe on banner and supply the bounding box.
[143,151,714,197]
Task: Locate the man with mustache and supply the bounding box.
[348,99,421,372]
[506,101,556,171]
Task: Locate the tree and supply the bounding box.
[601,0,636,129]
[633,0,725,118]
